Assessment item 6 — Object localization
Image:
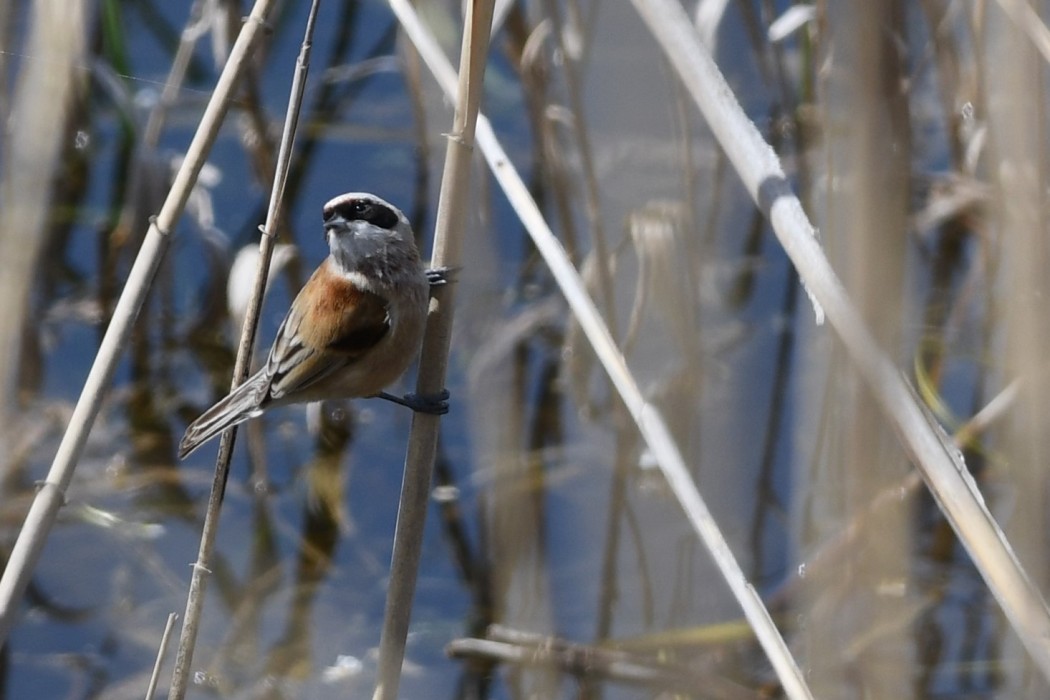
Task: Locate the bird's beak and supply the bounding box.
[323,215,345,239]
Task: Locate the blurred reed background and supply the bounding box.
[0,0,1047,698]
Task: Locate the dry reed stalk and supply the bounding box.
[0,0,90,459]
[800,3,914,693]
[166,1,320,697]
[372,2,495,698]
[994,0,1050,63]
[0,2,14,126]
[629,0,1050,683]
[0,0,278,649]
[146,613,179,700]
[390,3,813,698]
[447,627,753,698]
[985,0,1050,692]
[115,0,209,240]
[474,122,815,700]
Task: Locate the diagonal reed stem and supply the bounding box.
[166,1,321,697]
[630,0,1050,683]
[0,0,278,649]
[387,3,814,698]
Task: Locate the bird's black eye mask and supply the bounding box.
[323,197,399,230]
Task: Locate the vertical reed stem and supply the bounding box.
[372,2,496,698]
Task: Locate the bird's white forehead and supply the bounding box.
[323,191,398,212]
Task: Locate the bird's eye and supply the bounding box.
[325,196,399,230]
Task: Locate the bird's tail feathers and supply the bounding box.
[178,377,268,459]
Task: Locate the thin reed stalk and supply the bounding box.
[389,3,813,699]
[0,0,278,648]
[166,2,320,697]
[141,1,208,149]
[371,2,495,698]
[629,0,1050,682]
[145,613,178,700]
[116,0,208,239]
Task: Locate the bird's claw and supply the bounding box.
[406,389,450,415]
[375,389,450,415]
[425,267,455,287]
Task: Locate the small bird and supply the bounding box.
[178,192,447,460]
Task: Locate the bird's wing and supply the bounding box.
[265,275,391,401]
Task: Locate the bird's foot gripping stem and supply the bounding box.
[375,389,450,415]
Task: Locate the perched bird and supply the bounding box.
[178,192,447,459]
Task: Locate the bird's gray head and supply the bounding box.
[322,192,420,281]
